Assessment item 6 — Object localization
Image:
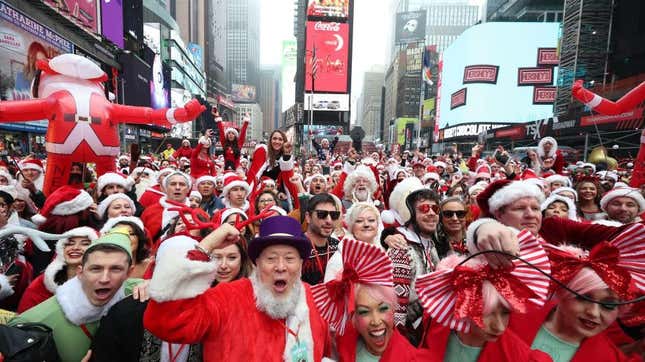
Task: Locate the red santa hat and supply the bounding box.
[19,159,44,173]
[422,172,440,183]
[118,154,130,162]
[476,180,545,218]
[434,161,447,169]
[195,175,217,186]
[260,176,275,187]
[220,208,248,226]
[545,174,571,188]
[304,173,326,188]
[426,165,437,173]
[221,173,250,198]
[520,168,538,180]
[0,169,14,184]
[32,186,94,225]
[97,193,136,220]
[541,194,578,220]
[189,191,203,203]
[475,164,491,179]
[600,186,645,213]
[224,126,239,139]
[97,172,133,195]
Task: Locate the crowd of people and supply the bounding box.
[0,127,643,362]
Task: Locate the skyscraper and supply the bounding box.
[359,66,386,141]
[227,0,260,87]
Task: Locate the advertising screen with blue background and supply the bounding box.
[438,22,560,129]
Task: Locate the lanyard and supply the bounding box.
[168,343,187,362]
[79,324,92,341]
[279,319,300,344]
[310,241,330,276]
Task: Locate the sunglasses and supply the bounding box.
[314,210,341,220]
[441,210,467,219]
[416,204,440,214]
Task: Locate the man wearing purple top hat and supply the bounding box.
[143,216,331,362]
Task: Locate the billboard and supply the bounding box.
[305,21,349,93]
[187,42,203,70]
[232,84,257,102]
[42,0,98,35]
[100,0,123,48]
[395,118,418,145]
[422,98,435,122]
[307,0,349,19]
[395,11,426,44]
[438,22,560,130]
[281,39,297,112]
[0,1,73,131]
[119,52,151,107]
[304,93,350,111]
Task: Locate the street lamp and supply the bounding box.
[305,45,318,157]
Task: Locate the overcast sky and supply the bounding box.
[260,0,395,123]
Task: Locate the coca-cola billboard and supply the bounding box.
[305,21,349,93]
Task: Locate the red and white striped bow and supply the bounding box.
[415,229,551,332]
[311,238,393,335]
[545,223,645,298]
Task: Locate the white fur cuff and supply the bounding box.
[279,156,294,171]
[148,236,217,302]
[0,274,15,300]
[466,218,503,255]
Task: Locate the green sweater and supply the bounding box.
[9,278,140,362]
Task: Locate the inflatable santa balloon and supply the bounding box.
[0,54,205,195]
[571,80,645,187]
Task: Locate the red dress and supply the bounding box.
[420,321,552,362]
[190,142,217,178]
[335,324,418,362]
[509,303,637,362]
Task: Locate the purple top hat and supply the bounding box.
[248,216,311,263]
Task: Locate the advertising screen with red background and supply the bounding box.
[305,21,349,93]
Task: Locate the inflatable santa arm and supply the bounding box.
[572,80,645,115]
[110,99,205,127]
[0,97,57,122]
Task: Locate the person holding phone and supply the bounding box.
[213,108,249,171]
[190,128,217,178]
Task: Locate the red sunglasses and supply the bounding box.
[416,203,440,215]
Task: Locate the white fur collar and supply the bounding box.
[56,276,125,325]
[159,196,189,209]
[283,283,313,362]
[43,259,66,293]
[396,225,424,245]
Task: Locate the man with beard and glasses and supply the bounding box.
[143,216,331,362]
[302,193,341,285]
[381,182,442,346]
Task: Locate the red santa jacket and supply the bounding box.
[172,146,193,160]
[510,303,637,362]
[420,321,552,362]
[17,273,51,313]
[335,324,418,361]
[144,278,330,362]
[190,142,217,178]
[140,202,164,242]
[138,185,164,208]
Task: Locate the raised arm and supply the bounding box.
[572,80,645,115]
[111,99,204,127]
[0,97,57,122]
[238,115,249,148]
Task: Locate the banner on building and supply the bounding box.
[305,21,349,93]
[42,0,99,35]
[395,11,426,44]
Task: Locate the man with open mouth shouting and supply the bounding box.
[144,215,331,362]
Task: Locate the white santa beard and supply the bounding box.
[250,271,303,320]
[353,188,371,202]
